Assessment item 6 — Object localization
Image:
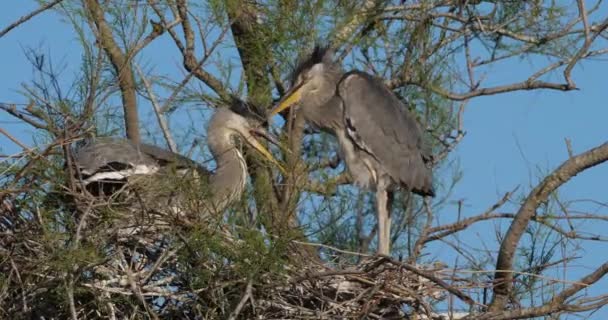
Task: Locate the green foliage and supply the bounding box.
[2,0,607,318]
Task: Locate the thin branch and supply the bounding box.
[563,15,608,87]
[292,240,372,257]
[134,65,177,153]
[0,0,64,38]
[0,103,48,130]
[432,103,466,164]
[227,279,253,320]
[490,141,608,311]
[577,0,592,45]
[424,80,574,101]
[333,0,380,45]
[474,262,608,319]
[131,18,182,56]
[385,258,476,306]
[553,262,608,305]
[65,277,78,320]
[409,198,435,261]
[120,251,160,320]
[170,0,232,102]
[424,188,516,243]
[159,24,231,113]
[0,128,36,156]
[84,0,140,142]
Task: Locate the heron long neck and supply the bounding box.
[301,70,345,131]
[301,93,344,132]
[208,136,248,212]
[309,71,344,108]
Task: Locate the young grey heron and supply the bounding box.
[268,46,434,255]
[74,107,283,214]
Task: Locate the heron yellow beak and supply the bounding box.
[268,83,304,117]
[246,131,287,175]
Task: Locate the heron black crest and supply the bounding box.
[291,44,334,84]
[229,99,266,125]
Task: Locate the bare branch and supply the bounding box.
[424,80,574,101]
[424,188,517,243]
[130,18,182,57]
[0,103,48,130]
[553,261,608,305]
[431,103,466,164]
[134,65,177,153]
[475,262,608,319]
[65,277,78,320]
[490,141,608,311]
[563,14,608,87]
[409,198,435,261]
[0,128,35,156]
[385,258,476,306]
[169,0,232,102]
[84,0,140,142]
[0,0,64,38]
[227,279,253,320]
[333,0,380,44]
[159,24,231,113]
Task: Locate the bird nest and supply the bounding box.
[82,237,458,319]
[78,210,461,319]
[49,198,462,319]
[252,257,455,319]
[2,180,467,319]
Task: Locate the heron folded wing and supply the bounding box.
[74,138,156,177]
[74,138,210,185]
[136,142,210,178]
[338,71,434,196]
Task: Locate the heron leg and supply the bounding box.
[386,190,394,251]
[376,189,390,255]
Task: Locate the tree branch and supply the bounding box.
[475,262,608,319]
[134,65,177,153]
[84,0,140,142]
[0,0,64,39]
[0,103,48,130]
[171,0,232,102]
[489,141,608,311]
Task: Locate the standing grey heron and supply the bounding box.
[268,46,434,255]
[74,107,283,214]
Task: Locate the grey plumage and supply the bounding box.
[74,108,280,214]
[269,45,434,255]
[339,71,434,196]
[74,137,207,181]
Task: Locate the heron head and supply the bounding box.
[209,108,285,174]
[268,45,341,118]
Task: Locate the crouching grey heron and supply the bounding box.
[268,46,434,255]
[74,107,283,214]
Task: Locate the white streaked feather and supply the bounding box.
[235,149,248,194]
[83,164,160,184]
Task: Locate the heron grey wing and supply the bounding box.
[338,71,434,196]
[73,138,158,176]
[143,145,210,184]
[135,143,210,177]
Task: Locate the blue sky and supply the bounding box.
[1,2,607,316]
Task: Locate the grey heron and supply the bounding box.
[268,46,434,255]
[74,107,283,215]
